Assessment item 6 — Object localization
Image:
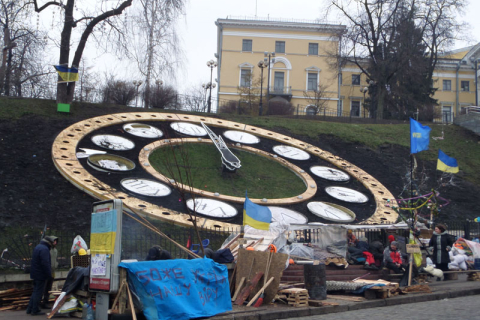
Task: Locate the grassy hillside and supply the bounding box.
[1,96,479,185]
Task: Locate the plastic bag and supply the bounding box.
[71,235,88,254]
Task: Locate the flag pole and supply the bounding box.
[410,153,415,229]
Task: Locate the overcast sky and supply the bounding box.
[87,0,480,94]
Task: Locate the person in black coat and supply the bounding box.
[26,236,56,316]
[429,223,454,273]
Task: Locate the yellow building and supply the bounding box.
[215,17,480,121]
[215,18,346,115]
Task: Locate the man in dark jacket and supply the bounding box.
[26,236,56,315]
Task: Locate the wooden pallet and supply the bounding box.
[278,288,309,307]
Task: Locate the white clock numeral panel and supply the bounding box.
[273,145,310,160]
[310,166,350,182]
[120,178,171,197]
[87,154,136,172]
[186,198,238,218]
[223,130,260,145]
[170,122,207,137]
[325,186,368,204]
[91,134,135,151]
[123,123,163,138]
[268,206,308,225]
[307,201,356,222]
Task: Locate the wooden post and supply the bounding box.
[408,253,413,287]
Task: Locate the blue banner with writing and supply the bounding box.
[119,259,232,320]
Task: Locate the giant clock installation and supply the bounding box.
[52,113,397,229]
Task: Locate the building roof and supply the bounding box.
[216,17,346,34]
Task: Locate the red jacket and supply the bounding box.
[390,250,402,264]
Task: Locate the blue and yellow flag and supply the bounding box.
[243,192,271,230]
[437,149,459,173]
[410,118,431,154]
[54,65,79,82]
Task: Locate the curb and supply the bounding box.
[213,287,480,320]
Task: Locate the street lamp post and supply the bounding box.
[154,80,163,108]
[264,52,275,106]
[203,82,216,112]
[133,80,143,107]
[258,59,268,116]
[206,59,217,113]
[360,86,368,118]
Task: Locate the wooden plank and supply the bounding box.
[246,277,275,307]
[279,288,308,294]
[232,277,246,302]
[233,272,264,305]
[327,295,365,302]
[223,234,241,250]
[47,294,70,319]
[126,282,138,320]
[119,268,127,314]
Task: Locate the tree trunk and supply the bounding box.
[56,0,76,104]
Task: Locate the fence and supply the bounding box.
[1,217,478,273]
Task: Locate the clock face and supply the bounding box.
[87,154,136,172]
[123,123,163,138]
[120,178,171,197]
[268,206,308,225]
[52,112,397,229]
[223,130,260,145]
[91,134,135,151]
[186,198,238,218]
[307,201,356,222]
[170,122,207,137]
[273,145,310,160]
[325,186,369,204]
[310,166,350,182]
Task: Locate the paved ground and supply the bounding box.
[291,295,480,320]
[2,276,479,319]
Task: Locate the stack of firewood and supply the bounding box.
[0,288,33,311]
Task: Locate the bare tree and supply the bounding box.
[303,83,330,115]
[33,0,133,105]
[327,0,466,119]
[102,76,136,106]
[0,0,41,96]
[122,0,184,107]
[182,85,207,112]
[147,83,178,109]
[237,75,265,115]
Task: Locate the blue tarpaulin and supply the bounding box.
[119,259,232,320]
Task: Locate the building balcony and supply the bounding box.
[270,86,292,100]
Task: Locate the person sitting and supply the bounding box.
[347,230,357,246]
[369,238,385,267]
[146,245,172,261]
[356,237,378,270]
[383,241,405,274]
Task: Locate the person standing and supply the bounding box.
[26,236,56,316]
[429,223,454,273]
[42,236,58,308]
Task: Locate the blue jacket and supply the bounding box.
[30,240,52,281]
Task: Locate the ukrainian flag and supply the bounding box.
[243,192,272,230]
[54,65,79,82]
[437,149,459,173]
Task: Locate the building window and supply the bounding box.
[308,43,318,55]
[242,39,252,52]
[275,41,285,53]
[461,81,469,92]
[338,100,343,116]
[240,69,251,87]
[307,73,318,90]
[443,80,451,91]
[352,74,360,85]
[274,71,285,92]
[339,73,343,85]
[351,101,360,117]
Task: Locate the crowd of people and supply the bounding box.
[347,223,454,278]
